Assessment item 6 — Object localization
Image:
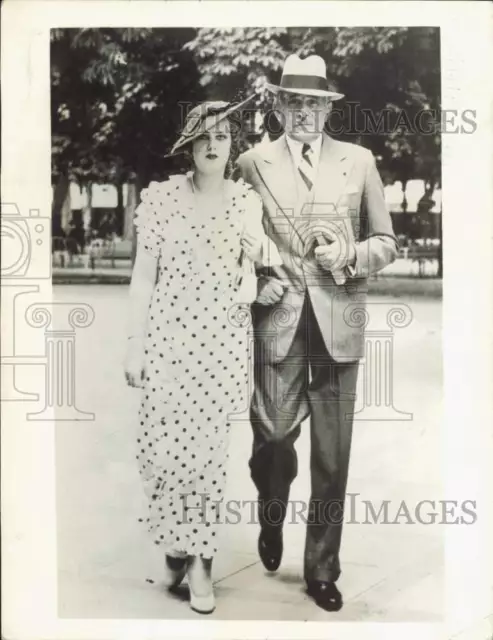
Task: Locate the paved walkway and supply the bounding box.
[54,285,444,621]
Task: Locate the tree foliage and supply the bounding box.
[51,27,204,189]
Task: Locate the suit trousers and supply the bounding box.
[249,292,359,583]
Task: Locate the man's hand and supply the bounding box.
[256,276,285,305]
[314,234,356,272]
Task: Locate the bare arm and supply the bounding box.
[124,243,158,388]
[127,243,157,342]
[242,188,283,268]
[237,156,286,305]
[124,176,165,385]
[124,241,158,388]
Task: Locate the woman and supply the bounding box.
[124,99,281,614]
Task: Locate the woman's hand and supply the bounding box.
[240,232,263,263]
[124,337,146,388]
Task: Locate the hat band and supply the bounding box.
[280,74,328,92]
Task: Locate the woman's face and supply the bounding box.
[192,119,232,176]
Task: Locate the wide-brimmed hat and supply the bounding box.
[169,95,255,156]
[266,54,344,100]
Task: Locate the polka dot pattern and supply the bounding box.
[134,173,255,558]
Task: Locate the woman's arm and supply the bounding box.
[237,188,285,306]
[127,181,163,341]
[124,179,170,386]
[124,241,158,388]
[127,245,157,341]
[242,188,283,268]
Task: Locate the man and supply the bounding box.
[237,54,398,612]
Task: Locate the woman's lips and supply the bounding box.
[206,153,218,159]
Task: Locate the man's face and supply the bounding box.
[277,92,332,143]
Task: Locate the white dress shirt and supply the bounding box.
[285,134,323,175]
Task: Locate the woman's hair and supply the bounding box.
[182,115,242,178]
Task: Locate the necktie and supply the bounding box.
[298,143,314,191]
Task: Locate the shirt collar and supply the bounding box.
[285,134,322,165]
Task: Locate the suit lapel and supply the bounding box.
[305,135,361,242]
[253,134,356,241]
[308,134,352,216]
[253,135,299,217]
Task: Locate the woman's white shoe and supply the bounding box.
[187,556,215,614]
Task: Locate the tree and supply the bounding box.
[51,28,204,231]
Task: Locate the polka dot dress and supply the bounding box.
[133,173,263,559]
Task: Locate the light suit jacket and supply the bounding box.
[236,133,399,363]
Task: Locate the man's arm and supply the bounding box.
[348,152,399,278]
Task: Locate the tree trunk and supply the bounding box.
[82,182,93,232]
[433,182,443,279]
[437,229,443,277]
[401,180,408,214]
[124,181,137,241]
[52,172,70,236]
[426,180,442,278]
[60,182,72,233]
[130,172,145,266]
[116,181,124,236]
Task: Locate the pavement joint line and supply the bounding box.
[215,588,310,607]
[213,558,260,586]
[363,607,443,622]
[344,573,394,603]
[345,552,440,603]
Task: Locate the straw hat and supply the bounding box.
[170,95,255,156]
[266,54,344,100]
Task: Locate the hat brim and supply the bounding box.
[265,83,344,101]
[169,94,255,156]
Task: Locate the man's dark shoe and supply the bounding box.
[306,580,343,612]
[258,528,283,572]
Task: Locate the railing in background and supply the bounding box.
[52,236,133,270]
